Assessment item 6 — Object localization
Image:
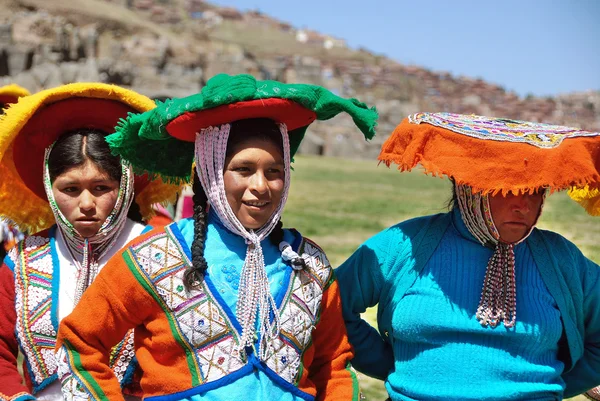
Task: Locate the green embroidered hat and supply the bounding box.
[108,74,378,181]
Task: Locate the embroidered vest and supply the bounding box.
[10,234,136,393]
[126,226,332,387]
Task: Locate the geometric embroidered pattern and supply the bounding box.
[263,238,332,384]
[129,229,332,387]
[129,227,245,384]
[12,234,137,394]
[409,112,600,149]
[14,236,57,390]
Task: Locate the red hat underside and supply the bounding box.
[167,98,317,142]
[12,97,150,199]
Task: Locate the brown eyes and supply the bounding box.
[230,166,282,174]
[60,185,115,194]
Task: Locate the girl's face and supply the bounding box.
[223,138,285,230]
[51,160,120,238]
[488,191,544,243]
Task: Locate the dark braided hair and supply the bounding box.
[184,172,209,290]
[183,118,304,290]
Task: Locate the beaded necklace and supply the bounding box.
[194,122,301,360]
[43,143,135,304]
[455,184,545,328]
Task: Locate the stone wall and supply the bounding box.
[0,4,598,160]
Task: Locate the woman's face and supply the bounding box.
[51,160,120,238]
[488,191,544,243]
[223,138,285,230]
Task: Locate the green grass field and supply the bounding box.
[284,155,599,401]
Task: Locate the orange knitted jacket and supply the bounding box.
[56,225,360,400]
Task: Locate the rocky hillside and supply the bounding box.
[0,0,598,158]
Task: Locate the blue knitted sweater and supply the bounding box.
[336,209,600,400]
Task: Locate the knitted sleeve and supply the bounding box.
[307,276,361,401]
[56,249,158,401]
[561,241,600,397]
[334,227,396,380]
[0,262,35,401]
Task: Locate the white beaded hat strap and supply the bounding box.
[193,122,293,357]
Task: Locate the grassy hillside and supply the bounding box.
[285,155,599,400]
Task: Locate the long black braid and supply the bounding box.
[183,172,209,290]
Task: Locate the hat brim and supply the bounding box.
[12,97,150,200]
[0,95,21,104]
[379,115,600,195]
[0,84,31,105]
[166,98,316,141]
[0,83,180,233]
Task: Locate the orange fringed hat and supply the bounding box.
[0,84,30,106]
[0,83,180,233]
[379,112,600,195]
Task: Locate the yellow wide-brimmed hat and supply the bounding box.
[0,82,180,233]
[0,84,30,106]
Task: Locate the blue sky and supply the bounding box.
[210,0,600,97]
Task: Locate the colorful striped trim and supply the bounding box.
[14,235,57,389]
[345,362,361,401]
[13,230,136,392]
[120,227,333,393]
[0,392,36,401]
[60,341,105,400]
[123,234,203,385]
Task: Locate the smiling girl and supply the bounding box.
[0,83,178,401]
[55,74,378,401]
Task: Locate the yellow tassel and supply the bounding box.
[569,186,600,216]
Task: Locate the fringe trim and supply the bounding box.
[378,154,600,197]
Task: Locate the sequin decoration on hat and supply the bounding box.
[380,112,600,196]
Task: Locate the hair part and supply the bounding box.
[48,128,122,183]
[47,128,144,224]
